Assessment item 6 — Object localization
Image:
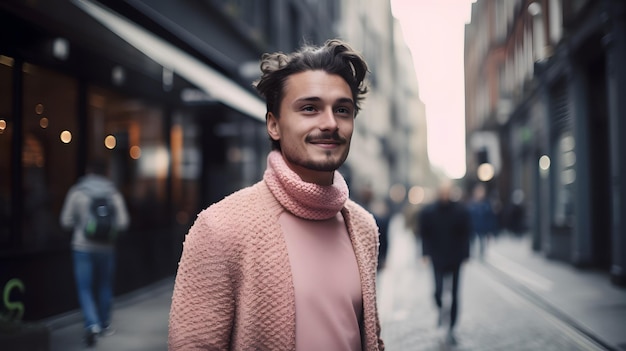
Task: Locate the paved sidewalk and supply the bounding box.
[378,212,626,350]
[485,234,626,351]
[42,213,626,351]
[45,277,173,351]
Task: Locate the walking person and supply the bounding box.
[467,183,497,259]
[169,39,385,350]
[418,180,471,345]
[60,158,129,347]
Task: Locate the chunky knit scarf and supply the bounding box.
[264,151,349,220]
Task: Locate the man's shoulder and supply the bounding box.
[197,181,276,225]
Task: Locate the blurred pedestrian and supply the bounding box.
[359,184,390,271]
[467,183,497,259]
[169,39,384,350]
[418,180,471,345]
[60,158,129,347]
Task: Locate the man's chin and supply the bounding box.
[306,155,347,172]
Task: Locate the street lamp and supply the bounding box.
[477,162,495,182]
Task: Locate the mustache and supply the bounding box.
[305,132,347,144]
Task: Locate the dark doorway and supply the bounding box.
[586,55,612,270]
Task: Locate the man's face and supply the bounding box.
[267,70,355,185]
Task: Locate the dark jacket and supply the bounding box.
[418,200,471,270]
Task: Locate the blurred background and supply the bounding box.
[1,0,626,350]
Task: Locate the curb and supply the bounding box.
[482,260,617,351]
[41,276,175,332]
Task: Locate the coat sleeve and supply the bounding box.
[59,188,79,230]
[112,191,130,231]
[168,211,235,351]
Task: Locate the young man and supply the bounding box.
[169,39,385,350]
[60,158,129,347]
[418,180,471,345]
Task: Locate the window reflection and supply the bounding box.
[87,86,168,233]
[22,63,77,248]
[554,132,575,226]
[0,57,12,246]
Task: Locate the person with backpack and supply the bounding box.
[60,158,129,347]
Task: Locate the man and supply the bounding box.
[60,158,129,347]
[418,180,471,345]
[169,39,385,350]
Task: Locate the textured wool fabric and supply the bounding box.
[169,154,385,351]
[264,150,349,220]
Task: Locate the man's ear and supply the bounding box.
[266,112,280,142]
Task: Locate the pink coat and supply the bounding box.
[169,180,384,350]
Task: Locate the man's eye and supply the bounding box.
[302,105,316,112]
[336,107,352,115]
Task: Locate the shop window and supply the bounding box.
[22,63,78,248]
[87,86,167,233]
[170,111,201,228]
[0,56,12,246]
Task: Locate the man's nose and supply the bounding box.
[319,107,338,130]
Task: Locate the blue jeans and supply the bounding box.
[72,250,116,332]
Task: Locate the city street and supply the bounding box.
[47,212,625,351]
[378,214,615,351]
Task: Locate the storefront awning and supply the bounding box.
[72,0,266,122]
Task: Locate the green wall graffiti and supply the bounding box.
[3,278,25,321]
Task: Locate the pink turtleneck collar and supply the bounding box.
[263,151,349,220]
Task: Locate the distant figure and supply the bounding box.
[504,189,526,235]
[373,200,390,271]
[60,158,129,347]
[168,39,384,350]
[467,183,497,259]
[418,180,471,345]
[359,185,390,271]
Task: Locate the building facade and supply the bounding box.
[465,0,626,285]
[338,0,431,210]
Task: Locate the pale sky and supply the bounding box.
[391,0,475,179]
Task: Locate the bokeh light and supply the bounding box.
[477,163,495,182]
[35,103,44,115]
[389,183,407,204]
[104,135,117,149]
[60,130,72,144]
[539,155,551,170]
[130,145,142,159]
[408,186,425,205]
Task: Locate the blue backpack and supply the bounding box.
[85,194,118,243]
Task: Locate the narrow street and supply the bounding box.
[378,213,610,351]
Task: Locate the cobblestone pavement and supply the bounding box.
[378,214,608,351]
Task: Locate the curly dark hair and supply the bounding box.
[253,39,369,150]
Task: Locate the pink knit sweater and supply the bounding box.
[169,152,385,350]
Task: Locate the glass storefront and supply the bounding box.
[171,111,201,228]
[87,86,169,233]
[22,63,78,249]
[0,56,12,247]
